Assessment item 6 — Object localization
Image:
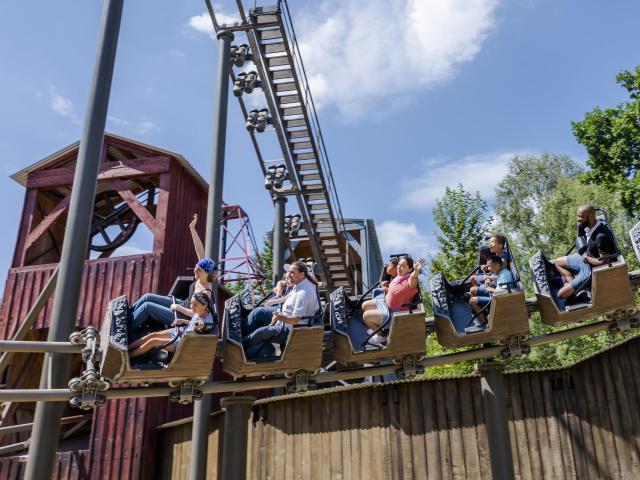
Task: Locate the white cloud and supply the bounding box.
[48,85,74,117]
[107,115,130,126]
[377,220,433,257]
[397,151,528,209]
[135,120,158,136]
[188,9,240,38]
[294,0,500,120]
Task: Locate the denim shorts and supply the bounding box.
[476,295,491,307]
[565,253,592,290]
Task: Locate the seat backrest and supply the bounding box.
[167,276,193,299]
[224,295,244,342]
[595,208,622,257]
[330,287,348,333]
[504,238,523,290]
[430,274,451,319]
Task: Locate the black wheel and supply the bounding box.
[68,378,83,392]
[88,183,155,254]
[500,349,511,359]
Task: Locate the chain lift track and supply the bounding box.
[205,0,354,293]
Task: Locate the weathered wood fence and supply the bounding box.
[157,335,640,479]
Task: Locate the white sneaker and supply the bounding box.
[369,333,387,346]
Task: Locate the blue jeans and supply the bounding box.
[566,254,592,289]
[129,293,175,330]
[242,306,290,359]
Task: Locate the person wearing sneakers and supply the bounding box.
[361,255,424,345]
[466,255,516,333]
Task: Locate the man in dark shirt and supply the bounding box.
[554,204,617,299]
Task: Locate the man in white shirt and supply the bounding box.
[243,261,320,359]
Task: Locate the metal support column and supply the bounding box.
[220,396,254,480]
[479,361,515,480]
[219,213,228,282]
[272,195,287,285]
[190,29,233,480]
[24,1,124,478]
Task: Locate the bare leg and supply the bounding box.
[129,334,173,358]
[557,283,576,299]
[361,299,377,311]
[554,257,574,283]
[128,330,169,350]
[469,297,487,324]
[362,309,383,330]
[553,256,577,299]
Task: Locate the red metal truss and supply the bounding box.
[218,204,266,289]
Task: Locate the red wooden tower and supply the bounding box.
[0,134,233,479]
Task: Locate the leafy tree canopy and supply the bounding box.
[429,184,490,280]
[573,66,640,216]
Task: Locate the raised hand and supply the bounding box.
[189,213,198,229]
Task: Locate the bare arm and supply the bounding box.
[189,214,205,260]
[408,258,425,290]
[171,303,194,318]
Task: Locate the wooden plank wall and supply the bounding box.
[156,414,224,480]
[0,253,161,338]
[157,161,208,295]
[157,337,640,480]
[0,450,90,479]
[506,337,640,479]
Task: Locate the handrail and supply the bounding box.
[280,0,349,241]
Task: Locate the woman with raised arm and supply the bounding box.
[361,255,424,345]
[128,213,218,331]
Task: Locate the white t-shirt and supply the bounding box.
[281,277,320,325]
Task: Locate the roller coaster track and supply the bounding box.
[205,1,354,293]
[0,313,638,403]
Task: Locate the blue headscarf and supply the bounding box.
[197,258,218,274]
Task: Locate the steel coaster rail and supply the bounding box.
[280,0,349,241]
[0,318,632,404]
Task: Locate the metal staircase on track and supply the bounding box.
[206,1,354,293]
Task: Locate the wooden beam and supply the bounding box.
[12,189,39,267]
[26,156,171,189]
[23,195,71,251]
[153,172,171,254]
[0,266,59,379]
[111,179,158,234]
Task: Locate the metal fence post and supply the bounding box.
[479,361,515,480]
[189,28,234,480]
[220,395,254,480]
[23,1,124,478]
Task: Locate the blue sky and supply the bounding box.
[1,0,639,288]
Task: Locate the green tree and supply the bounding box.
[494,153,584,257]
[430,184,490,280]
[504,177,638,371]
[493,153,584,294]
[573,66,640,216]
